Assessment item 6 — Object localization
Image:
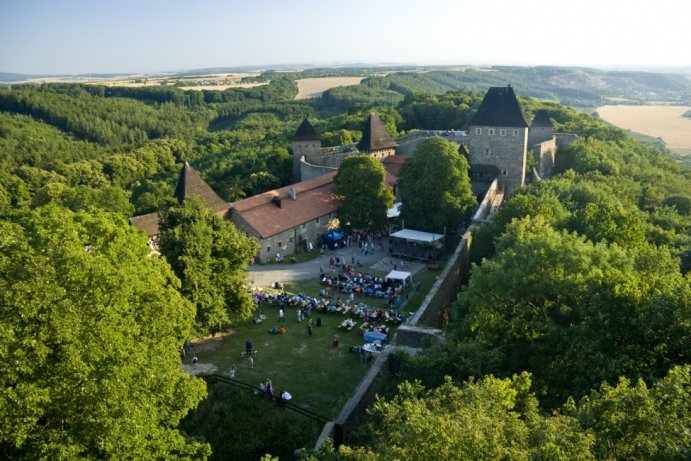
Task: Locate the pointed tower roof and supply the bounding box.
[174,161,228,212]
[293,118,321,141]
[467,85,530,128]
[531,110,554,128]
[356,112,398,152]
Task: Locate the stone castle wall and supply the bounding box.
[292,140,321,182]
[555,133,579,149]
[528,126,553,147]
[531,138,557,178]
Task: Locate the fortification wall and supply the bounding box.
[300,161,338,182]
[531,138,557,178]
[528,126,553,147]
[555,133,579,149]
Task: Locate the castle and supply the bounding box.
[292,112,398,183]
[130,85,577,262]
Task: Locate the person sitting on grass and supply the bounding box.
[269,325,279,335]
[278,325,286,334]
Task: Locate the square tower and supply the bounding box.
[465,85,530,196]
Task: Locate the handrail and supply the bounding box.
[199,374,331,424]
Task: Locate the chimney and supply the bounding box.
[289,188,297,201]
[271,196,281,208]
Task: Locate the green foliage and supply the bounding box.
[158,198,259,334]
[574,365,691,460]
[455,216,691,406]
[334,156,394,231]
[308,375,594,461]
[182,382,320,461]
[0,204,209,459]
[397,91,482,130]
[398,137,475,232]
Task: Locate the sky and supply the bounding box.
[1,0,690,75]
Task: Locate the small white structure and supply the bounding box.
[385,270,412,287]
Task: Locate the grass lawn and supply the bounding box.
[192,260,446,419]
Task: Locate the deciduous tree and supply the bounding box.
[398,137,475,233]
[159,198,259,334]
[0,205,209,459]
[334,155,394,231]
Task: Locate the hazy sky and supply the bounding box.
[1,0,690,74]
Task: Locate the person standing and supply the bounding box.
[245,339,253,356]
[307,318,313,336]
[279,308,284,322]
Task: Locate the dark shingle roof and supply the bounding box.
[129,212,160,237]
[293,118,321,141]
[531,110,553,128]
[467,85,530,128]
[174,161,228,212]
[356,113,398,152]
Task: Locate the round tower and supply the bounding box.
[292,118,321,182]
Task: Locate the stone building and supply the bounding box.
[228,173,339,263]
[292,118,322,182]
[465,85,530,197]
[294,112,397,182]
[228,171,397,263]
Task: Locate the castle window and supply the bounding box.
[503,170,508,175]
[513,130,519,136]
[316,218,320,224]
[488,128,495,135]
[500,129,506,136]
[475,128,482,135]
[267,246,271,253]
[302,223,306,229]
[289,237,293,243]
[484,148,490,155]
[278,242,283,248]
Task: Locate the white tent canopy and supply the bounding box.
[390,228,444,243]
[385,270,412,285]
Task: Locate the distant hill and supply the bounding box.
[0,71,40,82]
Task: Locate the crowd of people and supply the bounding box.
[252,288,406,328]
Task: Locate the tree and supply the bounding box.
[0,204,209,459]
[573,365,691,460]
[334,155,394,231]
[158,198,259,334]
[454,216,691,406]
[307,374,594,461]
[398,137,475,233]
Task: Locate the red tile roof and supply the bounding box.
[231,170,398,239]
[230,173,340,239]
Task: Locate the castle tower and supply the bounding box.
[292,118,321,182]
[528,110,554,147]
[174,161,228,212]
[356,112,398,160]
[465,85,530,196]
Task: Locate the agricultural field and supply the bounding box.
[597,104,691,155]
[295,76,365,99]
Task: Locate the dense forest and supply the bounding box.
[1,69,690,459]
